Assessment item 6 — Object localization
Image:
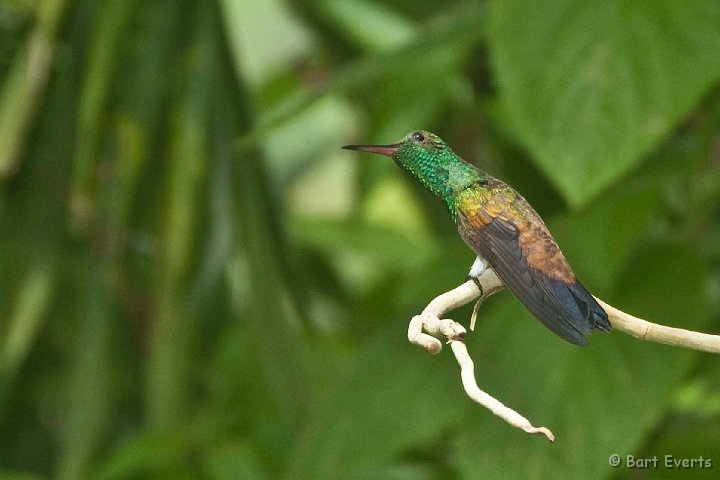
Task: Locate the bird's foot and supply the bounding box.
[470,297,485,331]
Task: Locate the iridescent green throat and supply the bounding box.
[392,136,485,218]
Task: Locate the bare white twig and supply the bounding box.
[595,297,720,353]
[450,341,554,441]
[409,265,720,441]
[408,270,554,441]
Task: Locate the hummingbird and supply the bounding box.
[343,130,611,346]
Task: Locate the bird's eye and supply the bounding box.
[412,132,425,142]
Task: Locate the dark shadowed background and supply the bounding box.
[1,0,719,479]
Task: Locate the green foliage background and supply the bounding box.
[1,0,720,479]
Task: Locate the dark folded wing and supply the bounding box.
[461,215,610,346]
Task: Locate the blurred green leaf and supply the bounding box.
[203,442,269,480]
[70,0,135,233]
[217,0,313,434]
[0,472,46,480]
[0,0,70,177]
[93,431,194,480]
[627,415,719,480]
[224,0,311,85]
[264,94,358,186]
[246,2,485,145]
[0,261,53,411]
[292,216,438,295]
[631,359,720,480]
[283,332,463,480]
[365,40,470,140]
[489,0,720,207]
[57,268,116,480]
[315,0,416,52]
[550,183,659,291]
[145,5,212,429]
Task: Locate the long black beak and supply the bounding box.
[342,143,401,157]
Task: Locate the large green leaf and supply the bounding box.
[549,183,659,291]
[488,0,720,207]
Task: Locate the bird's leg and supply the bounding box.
[466,257,505,331]
[470,298,483,332]
[469,277,504,331]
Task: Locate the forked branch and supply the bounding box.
[408,268,720,442]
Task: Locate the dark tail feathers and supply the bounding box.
[571,280,611,332]
[537,277,611,346]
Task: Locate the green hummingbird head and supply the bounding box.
[343,130,484,216]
